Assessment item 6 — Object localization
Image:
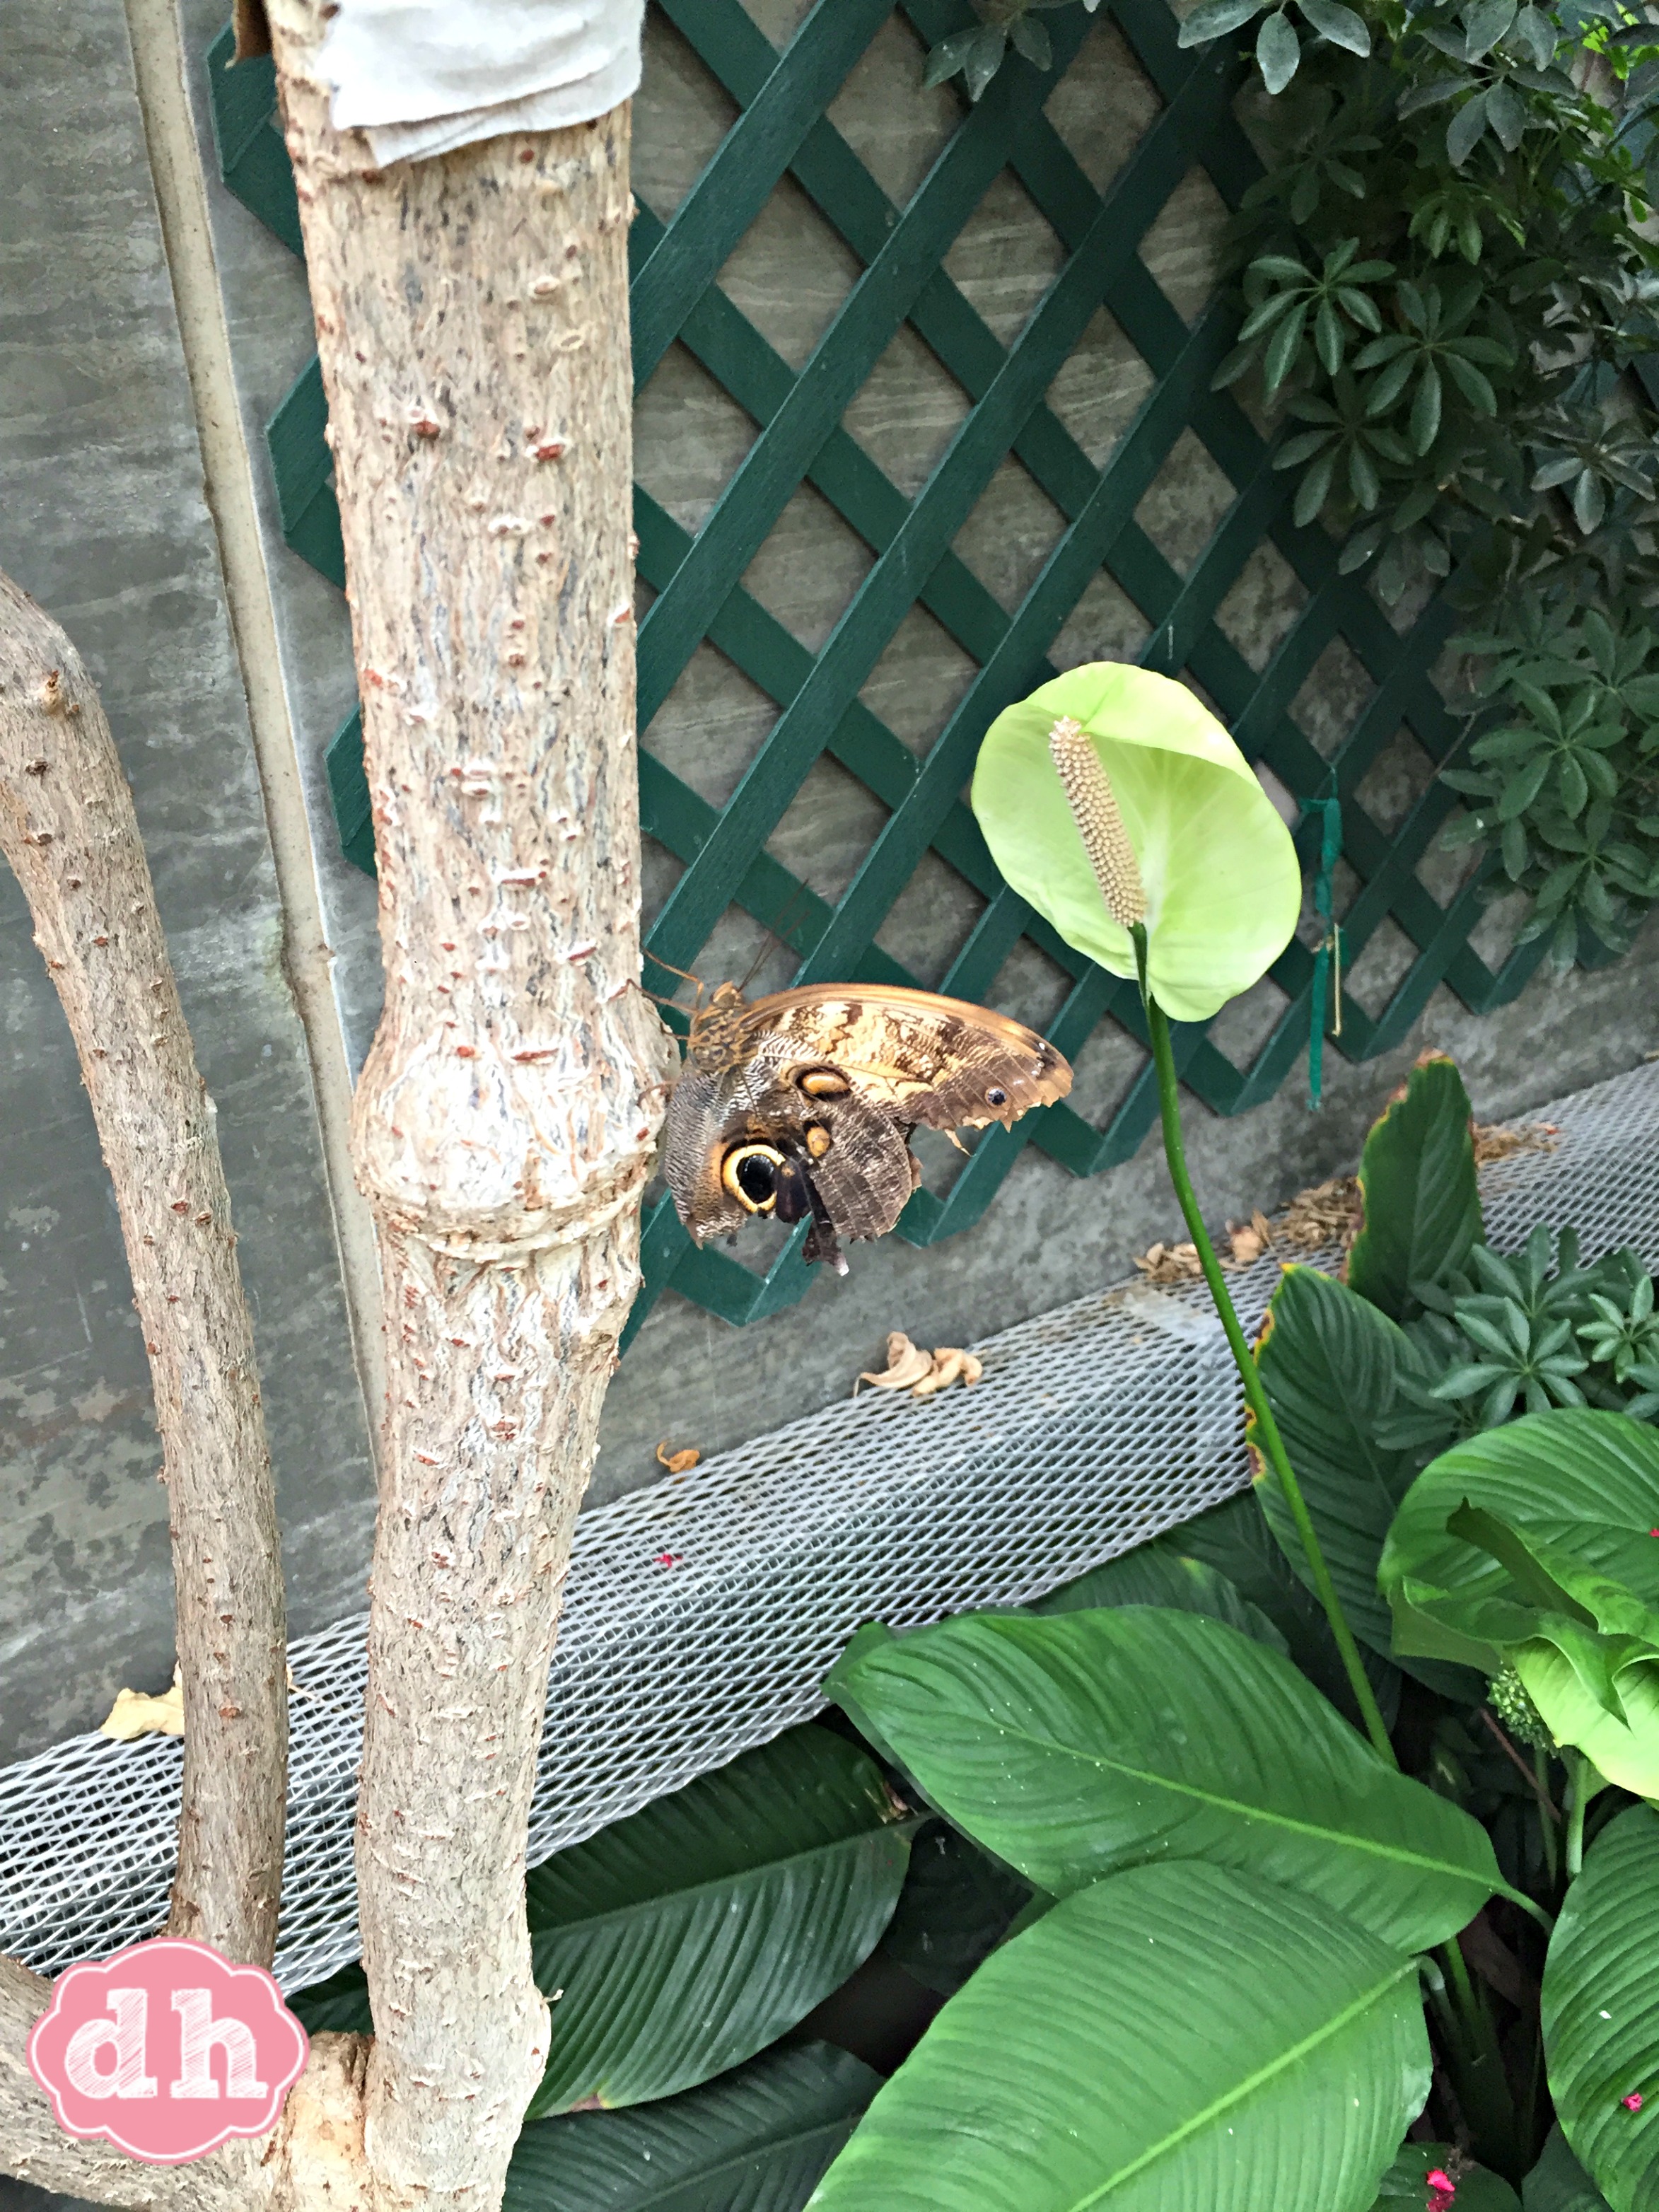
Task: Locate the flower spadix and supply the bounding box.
[971,663,1301,1023]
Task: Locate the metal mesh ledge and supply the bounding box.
[4,1058,1658,1991]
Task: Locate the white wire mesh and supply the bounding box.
[4,1056,1658,1992]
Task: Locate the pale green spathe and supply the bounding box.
[1513,1641,1659,1800]
[971,663,1302,1021]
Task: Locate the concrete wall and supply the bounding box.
[0,0,375,1762]
[0,0,1655,1781]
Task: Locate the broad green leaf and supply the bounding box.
[506,2043,881,2212]
[827,1607,1503,1950]
[524,1726,909,2114]
[1163,1490,1403,1727]
[1525,2124,1617,2212]
[293,1730,909,2110]
[1347,1054,1482,1321]
[1449,87,1491,167]
[970,663,1300,1023]
[1255,1266,1478,1699]
[1542,1806,1659,2212]
[806,1863,1430,2212]
[1380,1410,1659,1673]
[1032,1542,1289,1652]
[877,1818,1032,1996]
[1375,2143,1520,2212]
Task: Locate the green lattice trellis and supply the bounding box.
[205,0,1588,1346]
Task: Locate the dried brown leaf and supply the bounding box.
[100,1664,183,1742]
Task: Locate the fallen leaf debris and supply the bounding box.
[99,1663,183,1742]
[856,1331,984,1400]
[1129,1120,1559,1281]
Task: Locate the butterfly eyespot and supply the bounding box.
[986,1085,1008,1107]
[805,1124,832,1159]
[797,1067,851,1099]
[721,1142,786,1213]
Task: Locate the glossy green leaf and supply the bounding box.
[505,2043,882,2212]
[970,663,1301,1022]
[1542,1806,1659,2212]
[1177,0,1265,44]
[806,1863,1430,2212]
[1525,2124,1616,2212]
[1380,1409,1659,1675]
[1159,1491,1403,1728]
[290,1729,909,2120]
[523,1726,910,2115]
[1375,2143,1520,2212]
[1347,1054,1482,1322]
[1031,1542,1290,1652]
[1299,0,1371,54]
[826,1606,1503,1950]
[876,1818,1032,1996]
[1255,1265,1478,1698]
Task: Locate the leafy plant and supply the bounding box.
[1440,603,1659,970]
[503,2043,881,2212]
[1346,1052,1483,1322]
[921,0,1100,99]
[1181,0,1659,962]
[926,0,1659,965]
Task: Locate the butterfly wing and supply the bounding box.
[660,1059,746,1244]
[660,1039,916,1247]
[660,984,1071,1267]
[728,984,1071,1131]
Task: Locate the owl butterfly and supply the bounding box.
[660,980,1073,1276]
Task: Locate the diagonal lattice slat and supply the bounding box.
[205,0,1588,1341]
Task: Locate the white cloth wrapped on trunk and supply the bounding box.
[316,0,646,165]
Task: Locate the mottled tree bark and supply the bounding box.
[0,25,663,2211]
[0,576,296,2201]
[264,6,675,2208]
[0,574,287,1964]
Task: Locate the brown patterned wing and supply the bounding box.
[661,1060,743,1244]
[660,1041,917,1247]
[725,984,1072,1131]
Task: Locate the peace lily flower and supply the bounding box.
[1509,1636,1659,1800]
[971,663,1302,1022]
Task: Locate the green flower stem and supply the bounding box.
[1565,1751,1589,1880]
[1440,1936,1525,2182]
[1136,933,1396,1764]
[1537,1748,1559,1889]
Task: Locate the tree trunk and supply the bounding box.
[0,574,288,1964]
[0,576,291,2199]
[264,7,675,2208]
[0,29,664,2212]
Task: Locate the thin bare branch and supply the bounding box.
[0,573,286,1963]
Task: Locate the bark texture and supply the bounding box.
[0,573,287,1964]
[264,8,675,2206]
